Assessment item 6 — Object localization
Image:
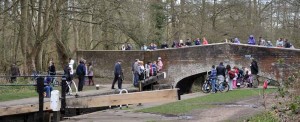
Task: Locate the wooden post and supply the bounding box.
[53,112,60,122]
[177,88,181,100]
[61,77,66,115]
[37,77,44,122]
[139,80,142,92]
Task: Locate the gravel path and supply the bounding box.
[62,91,271,122]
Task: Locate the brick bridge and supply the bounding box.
[77,43,300,93]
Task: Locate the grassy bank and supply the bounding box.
[0,81,102,102]
[138,88,276,115]
[246,111,279,122]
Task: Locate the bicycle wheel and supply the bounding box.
[202,82,211,93]
[237,78,246,88]
[66,81,73,95]
[219,82,229,92]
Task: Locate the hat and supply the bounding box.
[158,57,162,60]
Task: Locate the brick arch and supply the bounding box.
[77,43,300,86]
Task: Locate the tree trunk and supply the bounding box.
[170,0,179,41]
[53,0,69,67]
[20,0,29,74]
[88,9,93,49]
[35,0,43,72]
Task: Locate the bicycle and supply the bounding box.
[217,81,229,92]
[65,80,78,96]
[236,76,248,88]
[202,78,229,93]
[202,77,212,93]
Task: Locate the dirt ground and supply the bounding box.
[62,90,276,122]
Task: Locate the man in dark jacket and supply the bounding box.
[250,58,259,88]
[10,63,20,83]
[216,62,226,84]
[64,65,72,94]
[112,60,123,89]
[76,60,86,91]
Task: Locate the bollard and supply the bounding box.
[37,77,44,122]
[95,84,100,90]
[50,90,61,122]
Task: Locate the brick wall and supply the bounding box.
[77,43,300,86]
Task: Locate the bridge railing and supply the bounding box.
[0,75,68,122]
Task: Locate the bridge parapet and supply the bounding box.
[77,43,300,86]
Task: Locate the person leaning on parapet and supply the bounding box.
[112,60,123,89]
[202,37,208,45]
[194,38,201,45]
[76,59,86,91]
[10,63,20,83]
[258,37,266,46]
[250,58,259,88]
[161,41,169,49]
[141,44,148,50]
[185,39,192,46]
[216,62,226,85]
[233,38,240,44]
[276,38,284,47]
[284,39,292,48]
[248,35,256,45]
[265,41,273,47]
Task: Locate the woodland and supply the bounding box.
[0,0,299,74]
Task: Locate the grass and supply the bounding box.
[0,80,104,102]
[246,111,280,122]
[138,88,277,115]
[0,83,38,102]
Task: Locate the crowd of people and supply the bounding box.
[120,35,296,51]
[43,58,95,97]
[111,57,163,90]
[209,58,259,93]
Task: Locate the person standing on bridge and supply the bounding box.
[112,60,123,89]
[216,62,226,85]
[132,59,139,87]
[248,35,256,45]
[250,58,259,88]
[76,59,86,91]
[157,57,163,72]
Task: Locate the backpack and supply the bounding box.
[139,70,145,80]
[151,64,157,76]
[229,71,235,79]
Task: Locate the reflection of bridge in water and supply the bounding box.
[78,43,300,94]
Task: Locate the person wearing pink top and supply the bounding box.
[157,57,163,72]
[203,37,208,45]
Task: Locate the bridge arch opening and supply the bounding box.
[175,72,208,95]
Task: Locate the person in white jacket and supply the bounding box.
[69,58,75,80]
